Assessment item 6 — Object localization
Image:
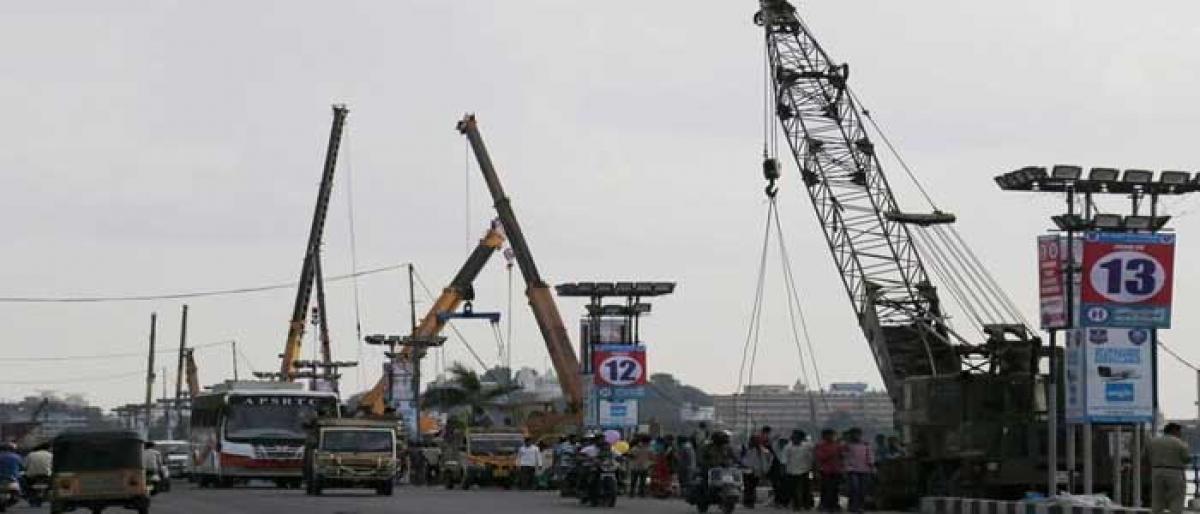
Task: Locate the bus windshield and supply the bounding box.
[224,395,336,441]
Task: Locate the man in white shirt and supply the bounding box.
[516,438,542,490]
[782,430,815,511]
[23,444,52,480]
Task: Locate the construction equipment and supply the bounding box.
[754,0,1048,502]
[357,224,508,415]
[457,114,584,411]
[279,104,349,381]
[184,349,201,400]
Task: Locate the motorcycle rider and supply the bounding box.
[691,430,739,507]
[0,442,24,505]
[142,441,165,493]
[23,442,52,502]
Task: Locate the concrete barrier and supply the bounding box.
[921,496,1150,514]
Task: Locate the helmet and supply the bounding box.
[711,430,731,446]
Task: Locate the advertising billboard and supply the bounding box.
[1067,327,1153,423]
[385,360,418,438]
[1080,232,1175,328]
[598,399,639,428]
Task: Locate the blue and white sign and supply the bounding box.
[598,399,639,428]
[595,386,646,400]
[1068,327,1153,423]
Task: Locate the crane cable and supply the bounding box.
[734,199,773,435]
[410,267,490,371]
[849,87,1030,329]
[341,124,366,391]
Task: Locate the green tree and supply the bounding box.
[423,363,519,427]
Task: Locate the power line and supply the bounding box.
[0,339,233,362]
[0,263,407,303]
[0,369,145,385]
[1159,338,1198,371]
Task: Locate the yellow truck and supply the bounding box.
[461,430,524,489]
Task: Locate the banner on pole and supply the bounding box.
[1038,235,1068,329]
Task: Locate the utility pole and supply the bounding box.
[231,341,239,381]
[408,263,418,334]
[144,313,157,439]
[174,305,188,439]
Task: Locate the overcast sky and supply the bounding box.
[2,1,1200,418]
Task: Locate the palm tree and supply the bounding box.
[424,362,520,427]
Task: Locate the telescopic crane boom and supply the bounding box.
[279,104,349,381]
[357,224,508,415]
[456,114,583,410]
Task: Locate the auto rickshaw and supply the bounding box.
[50,430,150,514]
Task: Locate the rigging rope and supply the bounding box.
[770,200,829,412]
[734,199,774,434]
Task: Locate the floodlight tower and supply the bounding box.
[996,164,1198,502]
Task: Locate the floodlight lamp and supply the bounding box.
[1024,166,1049,180]
[1123,216,1153,230]
[1124,215,1171,231]
[615,282,635,296]
[652,282,676,295]
[1122,169,1153,184]
[595,282,616,296]
[634,282,655,295]
[1160,171,1190,186]
[1051,214,1088,232]
[1092,214,1123,230]
[1089,168,1120,182]
[1051,165,1082,180]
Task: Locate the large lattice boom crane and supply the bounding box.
[755,1,959,398]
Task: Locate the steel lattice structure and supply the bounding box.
[755,0,960,397]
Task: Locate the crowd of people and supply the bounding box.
[528,423,906,512]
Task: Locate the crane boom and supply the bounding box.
[280,104,349,380]
[456,114,583,410]
[357,225,507,415]
[755,1,959,399]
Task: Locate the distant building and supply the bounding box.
[713,382,894,438]
[0,395,116,446]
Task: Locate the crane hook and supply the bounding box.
[763,157,781,198]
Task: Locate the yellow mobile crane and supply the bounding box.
[358,225,507,415]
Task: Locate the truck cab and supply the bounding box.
[461,430,524,489]
[304,419,400,496]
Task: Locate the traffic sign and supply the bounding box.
[1080,232,1175,328]
[592,344,647,387]
[1037,235,1067,329]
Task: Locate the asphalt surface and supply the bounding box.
[3,482,711,514]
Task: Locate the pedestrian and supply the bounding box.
[741,434,775,508]
[694,422,712,449]
[517,437,542,490]
[783,430,815,511]
[842,428,873,514]
[1149,423,1191,514]
[629,437,653,498]
[815,429,844,512]
[675,435,697,497]
[650,437,675,498]
[885,437,905,459]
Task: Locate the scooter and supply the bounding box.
[688,467,743,514]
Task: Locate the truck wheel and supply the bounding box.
[377,481,394,496]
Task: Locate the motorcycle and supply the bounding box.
[147,470,163,496]
[579,454,619,508]
[23,475,50,507]
[0,479,20,513]
[688,467,743,514]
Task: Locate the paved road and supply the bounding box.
[4,483,707,514]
